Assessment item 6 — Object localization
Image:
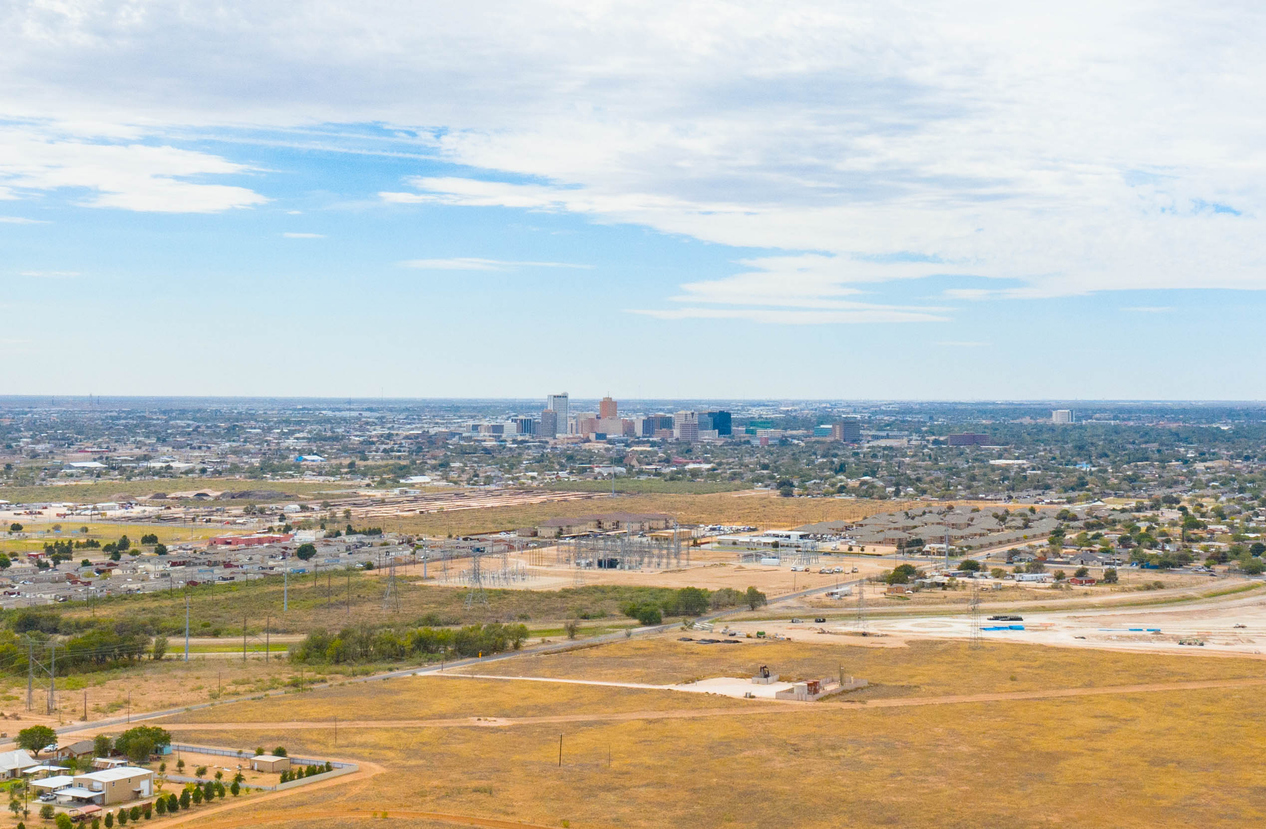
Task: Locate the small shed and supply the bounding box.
[250,755,291,773]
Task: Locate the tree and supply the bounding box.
[1243,558,1265,575]
[1074,566,1090,578]
[745,586,767,611]
[56,812,73,829]
[229,782,240,797]
[141,803,151,820]
[956,559,981,572]
[990,568,1007,580]
[16,725,56,756]
[191,787,203,805]
[166,794,178,813]
[154,543,168,556]
[273,746,287,757]
[295,543,317,561]
[195,767,207,779]
[155,798,166,816]
[886,563,919,585]
[39,806,54,821]
[178,790,190,810]
[563,620,579,640]
[214,782,225,799]
[1102,568,1119,584]
[128,806,140,822]
[1251,542,1266,557]
[151,636,168,661]
[673,587,710,616]
[9,523,23,532]
[104,812,113,829]
[117,808,127,825]
[115,727,170,764]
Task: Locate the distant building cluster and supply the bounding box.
[468,393,740,444]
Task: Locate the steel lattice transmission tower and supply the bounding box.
[465,547,488,607]
[382,555,401,612]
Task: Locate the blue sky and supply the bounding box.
[2,1,1265,399]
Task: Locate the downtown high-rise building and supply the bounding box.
[673,411,699,443]
[599,396,618,419]
[546,393,570,435]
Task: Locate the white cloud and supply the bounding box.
[282,232,324,238]
[0,216,46,223]
[631,305,949,325]
[398,257,589,271]
[3,0,1266,305]
[0,124,267,213]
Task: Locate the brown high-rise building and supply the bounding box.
[599,396,618,419]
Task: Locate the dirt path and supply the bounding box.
[157,675,1266,734]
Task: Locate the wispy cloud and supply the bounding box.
[282,232,324,238]
[0,216,47,224]
[398,257,590,271]
[19,270,79,278]
[631,303,949,325]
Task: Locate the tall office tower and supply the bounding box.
[599,396,618,419]
[673,411,699,443]
[700,410,732,436]
[831,417,861,442]
[539,409,559,438]
[1052,409,1073,424]
[546,393,570,434]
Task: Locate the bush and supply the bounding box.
[116,809,127,826]
[166,794,178,813]
[104,813,113,829]
[56,813,73,829]
[229,782,240,797]
[191,787,203,805]
[40,805,55,820]
[273,747,287,758]
[195,766,207,779]
[155,799,166,816]
[129,806,140,822]
[178,790,190,810]
[141,803,151,820]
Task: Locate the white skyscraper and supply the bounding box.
[547,393,570,435]
[1052,409,1073,424]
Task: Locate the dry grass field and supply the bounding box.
[0,655,343,730]
[147,637,1266,829]
[451,634,1266,697]
[380,492,897,536]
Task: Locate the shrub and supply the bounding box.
[273,747,287,757]
[195,766,207,779]
[178,790,190,810]
[191,787,203,805]
[141,803,151,820]
[155,799,166,816]
[104,813,113,829]
[40,805,55,820]
[129,806,140,822]
[230,782,240,797]
[56,814,73,829]
[116,809,127,825]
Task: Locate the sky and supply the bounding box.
[2,0,1265,400]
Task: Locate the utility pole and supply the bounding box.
[48,643,56,716]
[558,734,563,767]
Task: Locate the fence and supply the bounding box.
[169,743,354,769]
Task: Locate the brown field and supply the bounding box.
[449,633,1266,697]
[378,492,898,536]
[0,656,343,732]
[138,635,1266,829]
